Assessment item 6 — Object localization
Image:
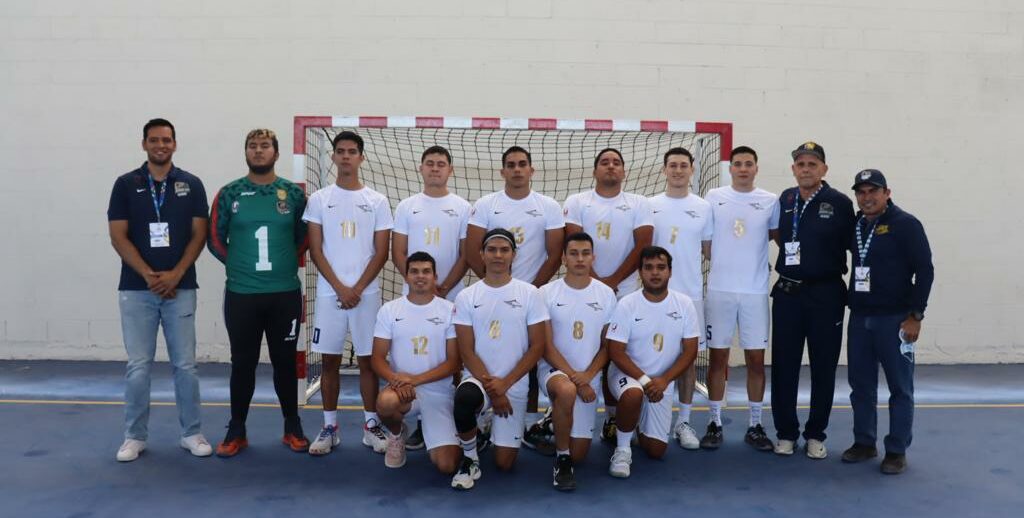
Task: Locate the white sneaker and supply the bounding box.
[116,439,146,462]
[384,426,407,468]
[451,457,482,490]
[179,434,213,457]
[363,420,388,454]
[806,439,827,459]
[774,439,796,456]
[309,425,340,456]
[609,448,632,478]
[674,422,700,450]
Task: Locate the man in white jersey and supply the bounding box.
[606,246,700,477]
[538,232,617,490]
[701,146,780,452]
[649,147,713,450]
[303,131,394,455]
[450,228,549,490]
[563,147,653,443]
[392,145,471,450]
[371,251,462,473]
[465,146,564,286]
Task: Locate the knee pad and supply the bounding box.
[453,383,484,433]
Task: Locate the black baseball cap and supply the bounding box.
[482,228,517,251]
[792,141,826,163]
[852,169,887,190]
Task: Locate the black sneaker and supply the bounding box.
[601,415,617,444]
[744,425,773,452]
[841,443,879,463]
[522,422,556,456]
[700,422,723,450]
[880,453,907,475]
[553,454,577,491]
[405,420,425,451]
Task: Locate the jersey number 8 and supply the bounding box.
[572,320,584,340]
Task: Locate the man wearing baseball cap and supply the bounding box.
[770,142,855,459]
[842,169,933,474]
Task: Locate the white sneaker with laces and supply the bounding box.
[384,426,407,468]
[451,458,482,490]
[674,422,700,450]
[609,448,632,478]
[774,439,796,456]
[309,425,340,456]
[117,438,146,462]
[806,439,827,459]
[180,434,213,457]
[363,420,388,454]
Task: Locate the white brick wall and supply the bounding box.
[1,0,1021,363]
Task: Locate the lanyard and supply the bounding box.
[855,215,879,267]
[791,186,822,242]
[147,173,168,222]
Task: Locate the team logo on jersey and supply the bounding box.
[685,210,700,219]
[442,209,459,218]
[818,202,834,219]
[615,204,630,212]
[231,200,240,214]
[277,200,291,215]
[526,209,542,218]
[666,311,682,320]
[426,317,445,326]
[749,202,765,210]
[277,189,287,201]
[357,204,372,213]
[503,299,522,309]
[174,181,190,196]
[586,302,604,312]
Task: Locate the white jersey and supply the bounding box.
[453,278,550,399]
[606,289,700,377]
[539,278,617,374]
[302,184,394,297]
[468,190,564,283]
[373,296,456,395]
[394,192,471,299]
[705,186,780,295]
[563,190,653,295]
[649,193,713,301]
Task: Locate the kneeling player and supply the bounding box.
[371,252,461,473]
[539,232,617,490]
[450,228,549,490]
[606,246,700,477]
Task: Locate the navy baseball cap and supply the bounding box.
[482,228,517,251]
[792,141,826,163]
[852,169,887,190]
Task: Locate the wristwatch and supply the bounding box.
[908,311,925,321]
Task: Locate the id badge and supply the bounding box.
[149,222,170,248]
[784,241,801,266]
[854,266,870,292]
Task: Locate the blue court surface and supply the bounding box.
[2,361,1022,517]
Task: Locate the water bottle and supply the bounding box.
[898,330,915,363]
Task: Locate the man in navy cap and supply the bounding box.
[842,169,933,474]
[770,142,855,459]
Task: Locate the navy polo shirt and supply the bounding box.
[774,181,855,281]
[847,202,934,316]
[107,163,209,291]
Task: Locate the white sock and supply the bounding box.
[606,406,617,418]
[323,410,337,428]
[679,403,692,424]
[460,436,479,461]
[364,411,379,427]
[749,401,763,427]
[709,400,723,426]
[616,429,634,450]
[556,449,569,457]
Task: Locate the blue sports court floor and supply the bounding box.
[1,361,1022,517]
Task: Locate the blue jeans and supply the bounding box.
[119,289,201,440]
[847,312,914,454]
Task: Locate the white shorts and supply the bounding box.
[705,290,769,350]
[311,293,381,356]
[459,377,527,449]
[408,388,459,450]
[539,367,599,440]
[608,365,676,444]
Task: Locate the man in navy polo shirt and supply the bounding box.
[770,142,855,459]
[107,118,212,462]
[841,169,933,475]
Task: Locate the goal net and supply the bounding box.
[293,116,732,404]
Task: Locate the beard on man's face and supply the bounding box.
[247,159,275,175]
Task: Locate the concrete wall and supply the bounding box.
[2,0,1021,363]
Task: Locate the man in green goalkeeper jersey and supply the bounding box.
[207,129,310,457]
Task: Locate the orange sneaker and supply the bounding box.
[282,433,310,452]
[216,437,248,458]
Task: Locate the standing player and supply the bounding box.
[450,229,549,490]
[208,129,309,457]
[303,131,393,456]
[107,118,211,461]
[702,146,780,451]
[371,251,462,474]
[563,148,653,442]
[649,147,713,450]
[538,232,617,490]
[465,146,564,287]
[606,246,700,477]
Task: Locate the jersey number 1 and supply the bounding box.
[255,225,272,271]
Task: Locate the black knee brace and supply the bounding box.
[453,382,485,433]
